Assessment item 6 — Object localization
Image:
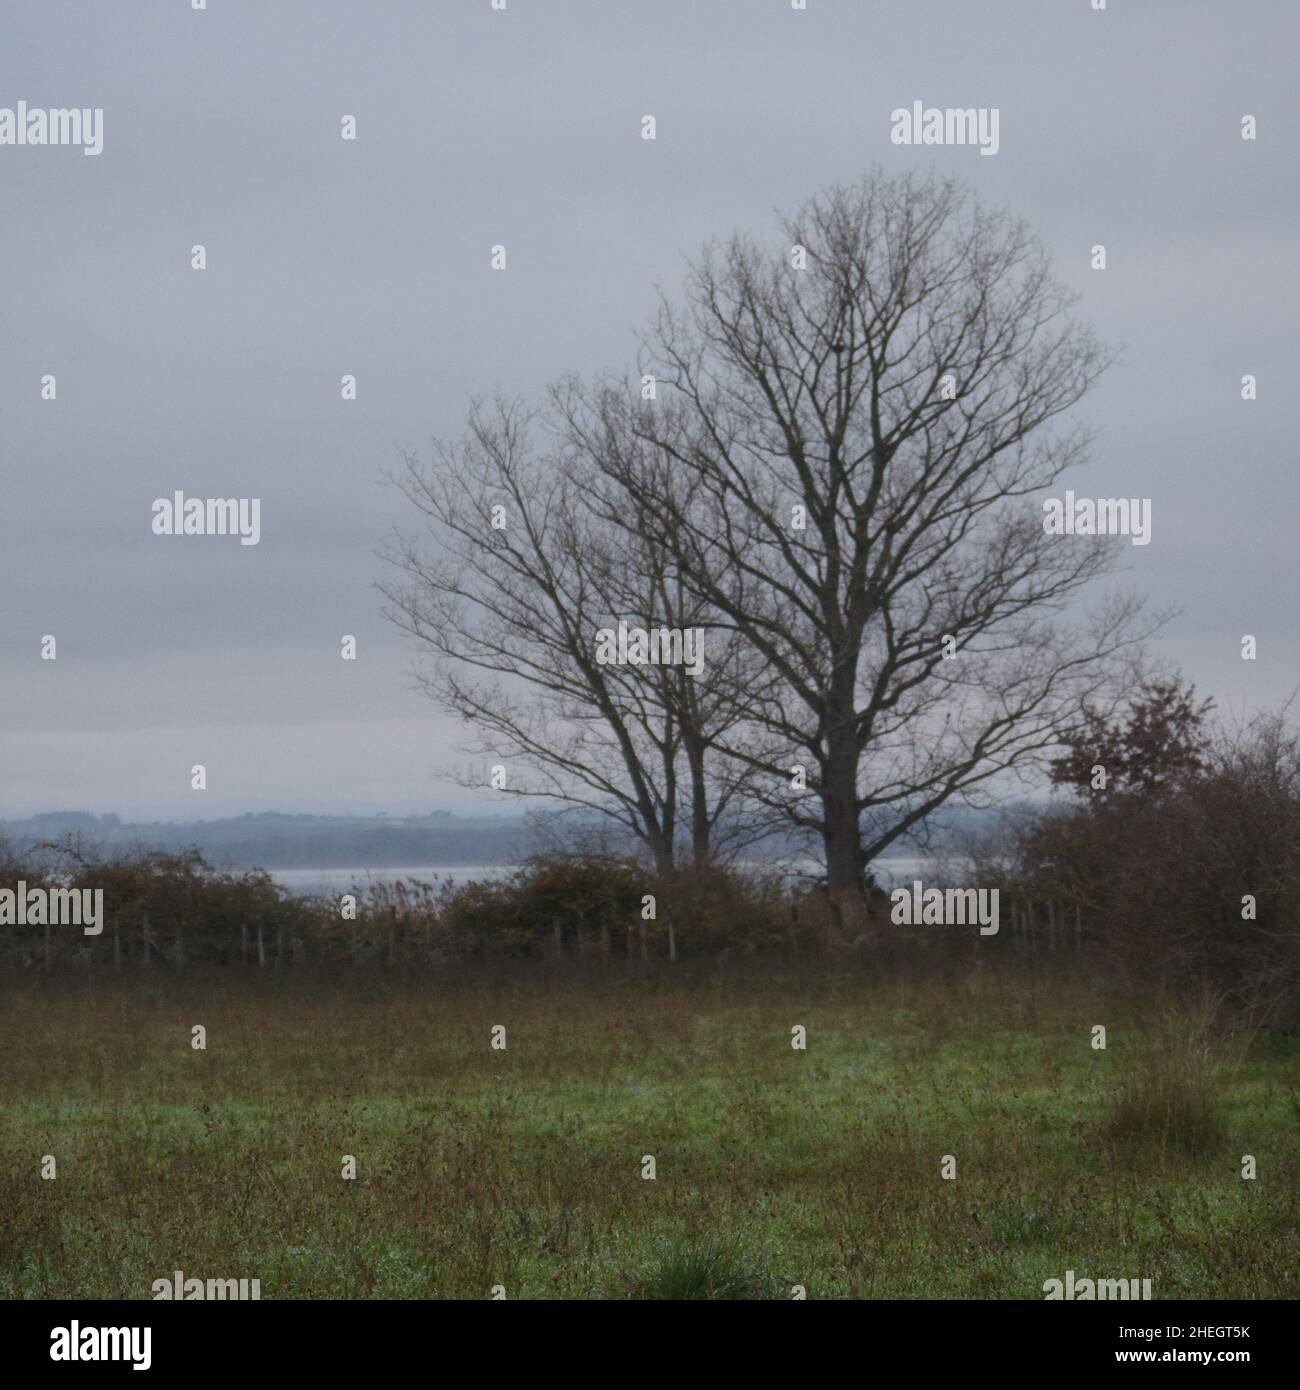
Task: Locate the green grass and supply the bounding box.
[0,969,1296,1299]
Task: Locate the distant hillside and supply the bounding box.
[0,802,1032,872]
[0,810,532,869]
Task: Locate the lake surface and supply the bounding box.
[268,865,513,895]
[267,857,935,896]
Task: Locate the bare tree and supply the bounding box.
[379,397,767,876]
[571,169,1158,922]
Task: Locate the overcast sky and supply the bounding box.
[2,0,1296,820]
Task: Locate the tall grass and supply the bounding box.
[1103,1009,1225,1158]
[0,971,1296,1299]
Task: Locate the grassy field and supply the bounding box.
[1,967,1297,1299]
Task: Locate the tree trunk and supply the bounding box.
[649,830,675,879]
[821,745,864,942]
[684,719,712,873]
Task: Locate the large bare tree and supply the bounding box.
[566,169,1156,918]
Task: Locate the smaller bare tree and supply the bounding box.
[380,397,769,876]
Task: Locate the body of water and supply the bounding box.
[267,857,936,897]
[267,865,513,896]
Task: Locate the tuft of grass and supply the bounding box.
[1103,1027,1224,1158]
[621,1236,773,1300]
